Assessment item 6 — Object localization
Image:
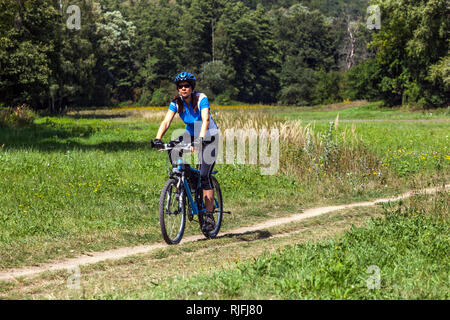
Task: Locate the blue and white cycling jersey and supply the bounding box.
[169,92,219,137]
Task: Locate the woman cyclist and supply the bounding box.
[152,72,219,232]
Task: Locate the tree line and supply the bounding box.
[0,0,448,112]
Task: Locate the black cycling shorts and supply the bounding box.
[197,134,219,190]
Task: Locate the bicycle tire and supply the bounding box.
[159,178,186,245]
[199,176,223,239]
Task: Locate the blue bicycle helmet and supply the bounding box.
[174,72,196,89]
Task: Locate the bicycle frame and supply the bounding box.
[159,141,220,217]
[176,159,202,216]
[175,158,219,217]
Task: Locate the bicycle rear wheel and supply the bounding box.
[199,176,223,239]
[159,178,186,245]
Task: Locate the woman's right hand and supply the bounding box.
[151,139,164,149]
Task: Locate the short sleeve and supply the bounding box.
[169,101,178,113]
[199,95,210,111]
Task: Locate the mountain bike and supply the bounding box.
[151,139,229,245]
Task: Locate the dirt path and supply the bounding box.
[0,185,448,282]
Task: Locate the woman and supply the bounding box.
[153,72,219,232]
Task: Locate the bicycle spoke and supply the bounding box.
[166,185,173,212]
[159,179,186,245]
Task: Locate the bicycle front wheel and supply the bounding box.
[159,178,186,245]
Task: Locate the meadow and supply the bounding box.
[130,188,448,300]
[0,102,448,299]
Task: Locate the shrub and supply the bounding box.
[137,88,152,106]
[279,67,318,105]
[198,60,230,99]
[0,104,37,128]
[150,81,174,106]
[214,92,233,105]
[312,70,345,105]
[344,59,381,101]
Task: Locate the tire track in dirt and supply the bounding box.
[0,185,448,282]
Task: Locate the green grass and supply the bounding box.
[289,119,449,178]
[350,122,449,176]
[277,102,450,121]
[325,121,449,177]
[0,206,383,299]
[0,103,448,271]
[133,190,449,300]
[0,116,306,268]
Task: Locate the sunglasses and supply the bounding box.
[177,83,192,89]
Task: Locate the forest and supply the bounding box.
[0,0,448,112]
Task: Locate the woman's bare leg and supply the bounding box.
[203,189,214,212]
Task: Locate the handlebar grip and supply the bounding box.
[150,139,165,149]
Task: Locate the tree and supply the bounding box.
[96,10,137,103]
[198,60,231,100]
[332,18,373,71]
[429,56,450,92]
[274,5,336,70]
[129,0,183,92]
[177,0,226,72]
[369,0,449,107]
[274,5,337,105]
[279,56,318,105]
[0,0,59,109]
[49,0,101,112]
[312,70,344,105]
[215,3,280,103]
[344,58,381,101]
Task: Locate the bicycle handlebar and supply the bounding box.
[151,139,192,152]
[160,143,192,152]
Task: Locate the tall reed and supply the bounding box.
[214,110,385,196]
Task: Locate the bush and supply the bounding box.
[312,70,345,105]
[149,81,175,106]
[279,67,318,105]
[214,92,233,105]
[344,59,381,101]
[280,69,346,106]
[0,105,37,128]
[136,88,152,106]
[198,60,231,99]
[150,88,172,106]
